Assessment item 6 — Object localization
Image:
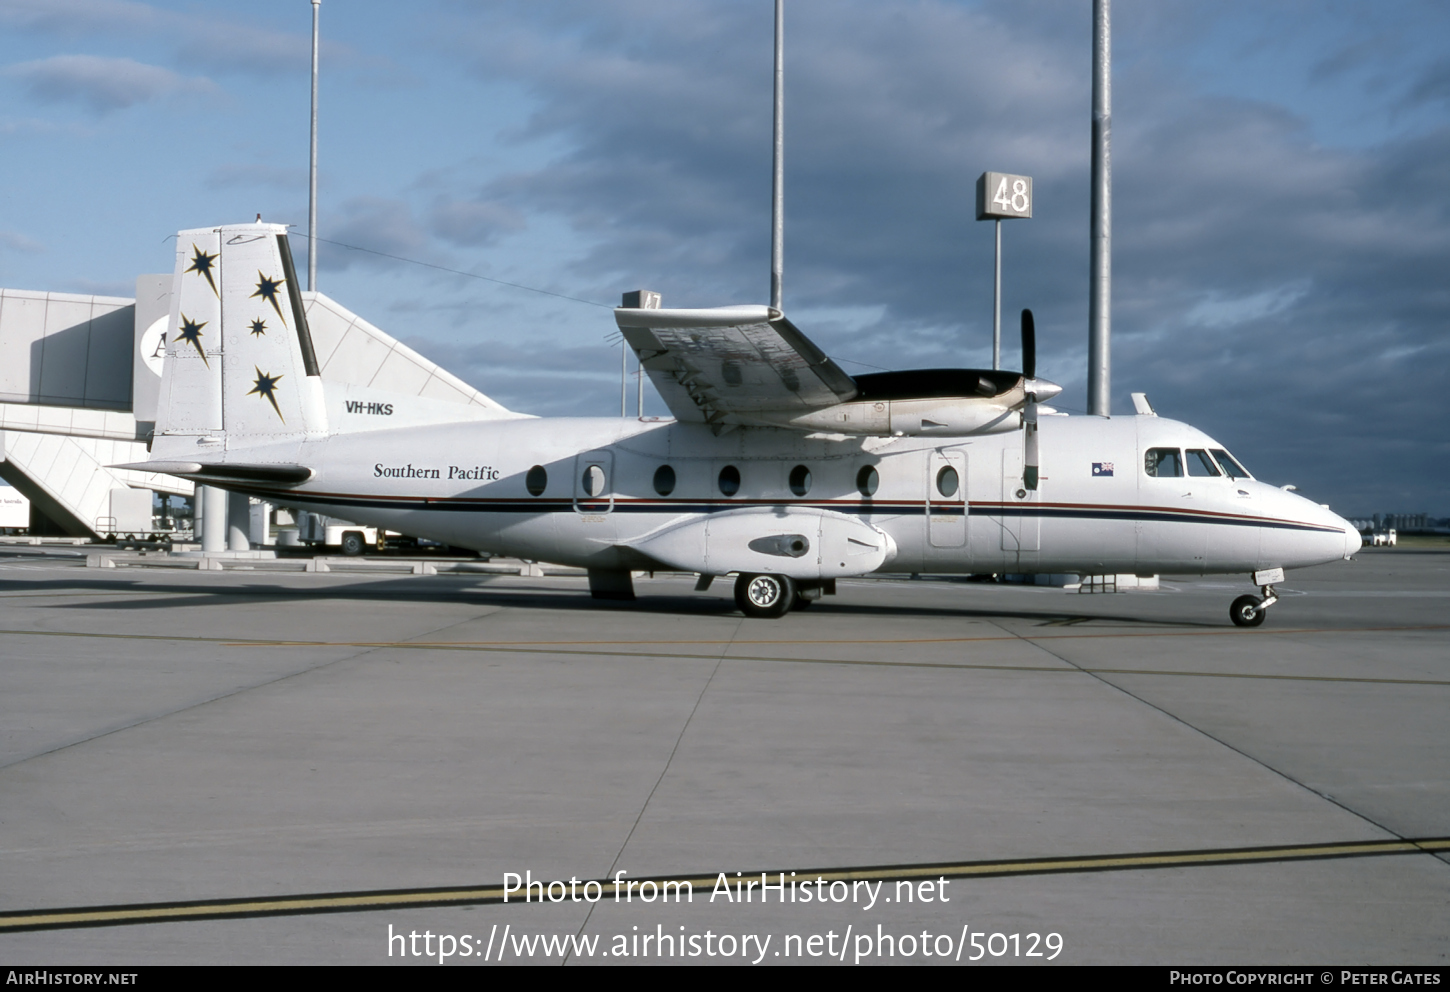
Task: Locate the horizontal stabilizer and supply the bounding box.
[110,461,313,485]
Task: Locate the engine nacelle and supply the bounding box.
[628,506,896,579]
[733,376,1060,437]
[778,396,1021,436]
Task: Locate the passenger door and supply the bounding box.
[927,448,967,548]
[573,449,614,514]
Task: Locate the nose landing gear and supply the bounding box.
[1230,577,1281,628]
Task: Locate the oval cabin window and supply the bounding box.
[788,464,812,497]
[525,465,547,496]
[856,465,879,497]
[718,464,741,497]
[936,465,959,498]
[582,464,607,497]
[653,464,676,496]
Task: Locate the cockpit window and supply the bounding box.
[1186,449,1220,477]
[1144,448,1183,478]
[1210,449,1251,480]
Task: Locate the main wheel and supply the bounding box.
[340,531,367,557]
[1230,594,1266,627]
[734,573,795,619]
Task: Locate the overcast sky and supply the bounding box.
[2,0,1447,516]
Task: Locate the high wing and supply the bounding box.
[615,305,858,429]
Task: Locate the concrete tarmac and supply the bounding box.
[0,547,1446,965]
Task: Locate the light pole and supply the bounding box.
[308,0,320,292]
[770,0,784,311]
[1087,0,1112,416]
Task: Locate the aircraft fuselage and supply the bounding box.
[225,412,1358,578]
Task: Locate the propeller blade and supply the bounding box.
[1021,309,1036,381]
[1021,308,1039,490]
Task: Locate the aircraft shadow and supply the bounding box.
[0,576,1220,628]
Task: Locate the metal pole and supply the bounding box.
[636,359,644,418]
[201,485,226,553]
[227,492,251,551]
[992,218,1002,370]
[1087,0,1112,416]
[308,0,321,292]
[620,343,627,417]
[769,0,785,311]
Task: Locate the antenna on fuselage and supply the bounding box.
[769,0,785,311]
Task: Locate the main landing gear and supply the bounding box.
[1230,584,1280,628]
[735,573,796,619]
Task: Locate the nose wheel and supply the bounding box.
[1230,584,1280,628]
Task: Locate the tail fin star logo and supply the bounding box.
[176,314,209,366]
[252,272,288,326]
[248,367,285,421]
[249,318,267,337]
[185,244,219,297]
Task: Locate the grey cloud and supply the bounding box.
[402,332,642,418]
[206,163,309,191]
[0,0,369,78]
[0,0,155,35]
[4,54,214,113]
[1405,59,1450,109]
[317,197,433,273]
[427,198,528,247]
[0,229,44,253]
[1309,34,1401,83]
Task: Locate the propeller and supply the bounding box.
[1022,309,1039,491]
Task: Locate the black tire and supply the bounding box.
[734,573,795,619]
[340,531,366,557]
[1230,595,1266,627]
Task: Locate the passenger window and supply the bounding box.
[582,464,607,497]
[935,465,959,498]
[1144,448,1183,478]
[718,464,741,496]
[1211,449,1251,480]
[788,464,812,497]
[652,464,676,496]
[525,465,547,496]
[856,465,879,497]
[1186,449,1220,477]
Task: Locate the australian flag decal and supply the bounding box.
[1092,462,1115,477]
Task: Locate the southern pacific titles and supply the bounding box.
[374,463,500,481]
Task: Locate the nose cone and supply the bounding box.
[1261,487,1363,569]
[1344,521,1364,559]
[1321,507,1362,561]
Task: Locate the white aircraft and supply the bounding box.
[122,222,1360,623]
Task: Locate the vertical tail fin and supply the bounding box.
[153,223,328,458]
